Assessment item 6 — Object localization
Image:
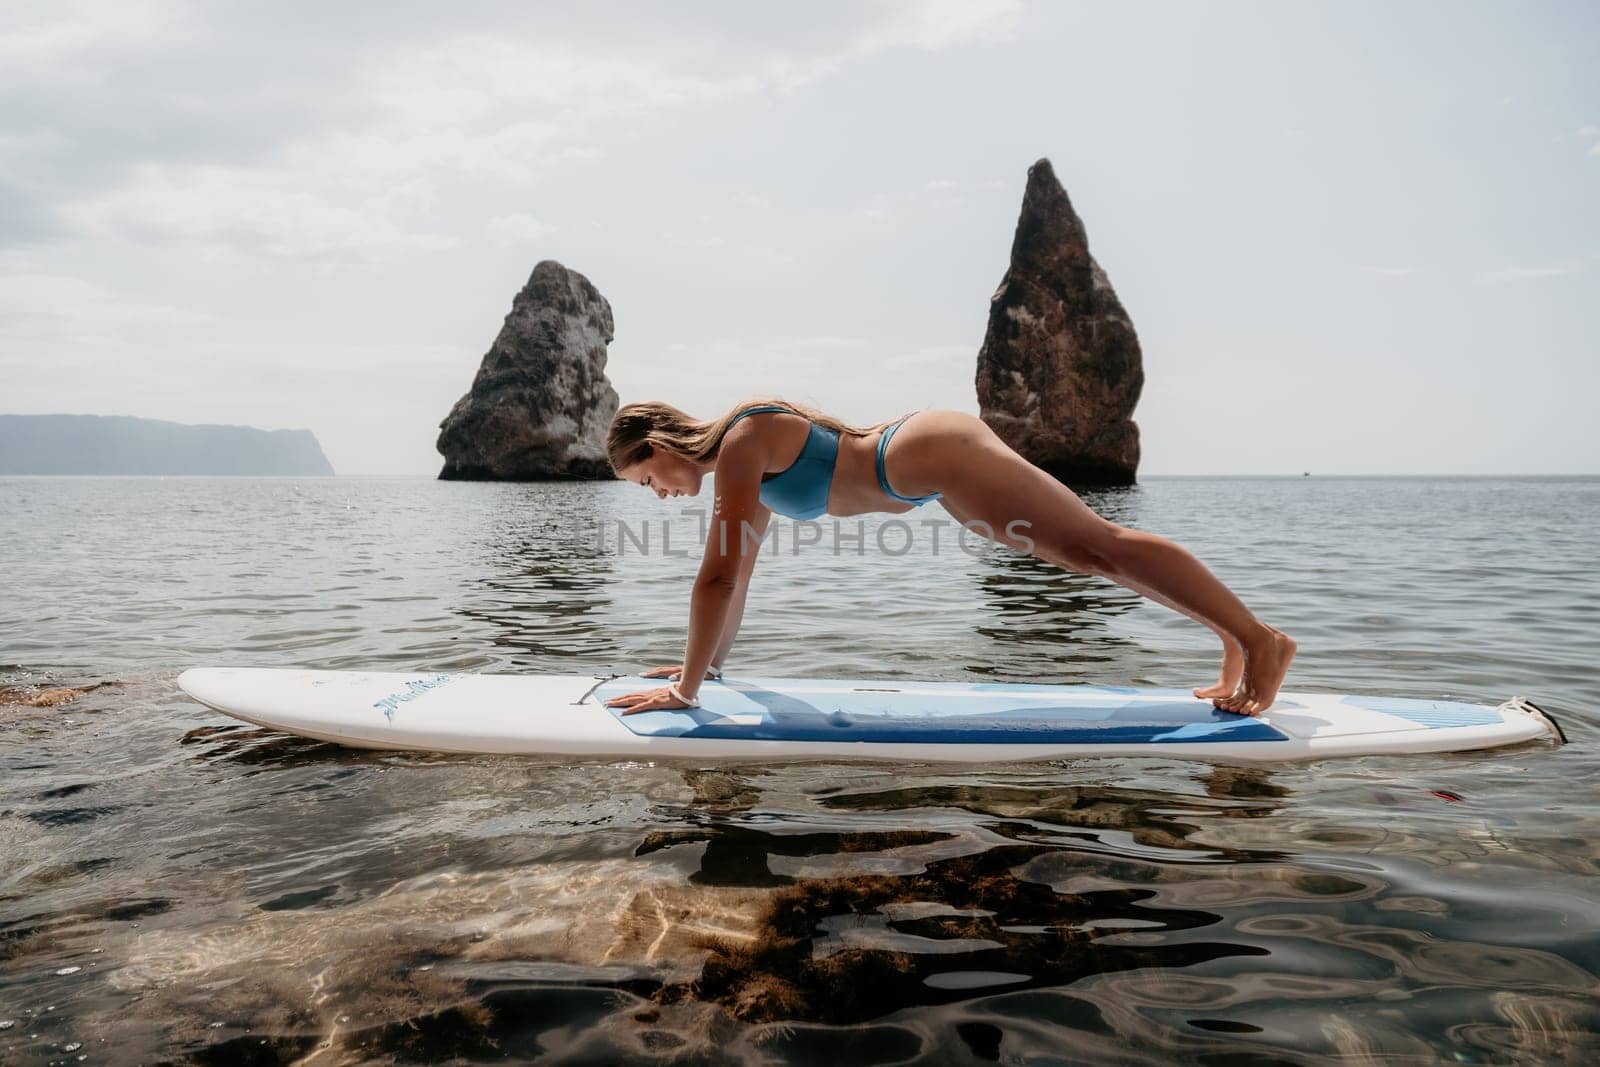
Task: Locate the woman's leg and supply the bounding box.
[887,411,1295,714]
[947,490,1248,699]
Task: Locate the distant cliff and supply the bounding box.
[0,414,335,475]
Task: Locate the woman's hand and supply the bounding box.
[604,685,696,716]
[640,663,720,681]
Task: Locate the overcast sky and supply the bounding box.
[2,0,1596,475]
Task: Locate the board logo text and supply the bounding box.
[373,672,455,722]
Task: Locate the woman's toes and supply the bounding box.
[1216,686,1254,714]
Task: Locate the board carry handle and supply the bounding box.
[574,674,624,705]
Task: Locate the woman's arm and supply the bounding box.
[711,504,772,670]
[675,440,768,700]
[638,503,770,681]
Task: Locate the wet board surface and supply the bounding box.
[175,668,1563,764]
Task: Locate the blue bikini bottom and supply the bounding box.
[875,413,942,506]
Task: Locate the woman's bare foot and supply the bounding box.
[1193,640,1245,700]
[1216,627,1298,716]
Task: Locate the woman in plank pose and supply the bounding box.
[602,398,1295,718]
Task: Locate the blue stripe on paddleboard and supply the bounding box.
[1338,695,1501,729]
[595,679,1288,745]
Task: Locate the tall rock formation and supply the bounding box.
[437,260,619,481]
[976,159,1143,486]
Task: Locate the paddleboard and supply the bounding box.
[174,668,1565,764]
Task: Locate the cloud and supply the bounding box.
[0,0,184,67]
[658,335,869,377]
[1477,264,1579,283]
[1359,265,1414,278]
[0,271,212,347]
[487,213,557,245]
[854,178,969,226]
[62,162,457,261]
[0,177,59,244]
[655,227,794,265]
[849,0,1023,55]
[4,1,1027,262]
[881,343,972,369]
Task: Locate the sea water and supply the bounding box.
[2,475,1596,1063]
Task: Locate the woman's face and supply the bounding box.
[620,448,704,500]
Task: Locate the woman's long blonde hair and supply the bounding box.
[606,396,899,475]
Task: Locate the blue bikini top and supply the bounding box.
[724,404,838,520]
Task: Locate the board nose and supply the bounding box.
[176,667,239,709]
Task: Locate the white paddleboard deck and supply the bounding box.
[175,668,1564,764]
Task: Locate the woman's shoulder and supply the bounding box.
[727,402,805,432]
[720,403,804,461]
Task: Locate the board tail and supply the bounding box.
[1507,696,1568,745]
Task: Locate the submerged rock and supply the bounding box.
[975,158,1144,486]
[436,261,620,481]
[0,681,118,708]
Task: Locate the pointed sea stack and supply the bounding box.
[975,159,1143,486]
[436,260,620,481]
